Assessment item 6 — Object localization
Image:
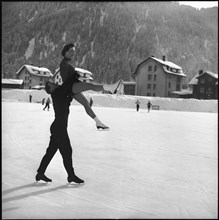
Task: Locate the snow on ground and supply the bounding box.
[2,99,218,219]
[2,88,218,113]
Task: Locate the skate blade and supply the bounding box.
[97,127,110,131]
[67,182,85,186]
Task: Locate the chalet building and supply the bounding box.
[53,67,93,85]
[188,70,218,99]
[106,80,135,95]
[122,81,136,95]
[2,78,24,89]
[170,89,193,98]
[16,64,53,89]
[133,56,186,97]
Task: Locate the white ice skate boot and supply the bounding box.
[103,80,120,94]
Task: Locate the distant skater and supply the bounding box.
[89,97,93,107]
[29,94,32,103]
[147,101,152,113]
[43,98,51,111]
[135,100,140,112]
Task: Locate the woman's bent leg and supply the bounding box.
[73,93,96,119]
[73,93,109,129]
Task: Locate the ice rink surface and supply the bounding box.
[2,101,218,219]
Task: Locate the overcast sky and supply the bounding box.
[179,1,218,9]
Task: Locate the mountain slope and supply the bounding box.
[2,2,218,84]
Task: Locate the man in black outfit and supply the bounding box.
[35,75,84,184]
[36,42,119,184]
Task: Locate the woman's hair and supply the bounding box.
[61,43,74,57]
[45,81,52,94]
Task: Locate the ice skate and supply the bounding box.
[68,174,84,184]
[96,125,110,130]
[103,80,120,94]
[96,121,109,131]
[35,173,52,182]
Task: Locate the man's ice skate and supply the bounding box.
[35,173,52,182]
[103,80,121,94]
[68,174,84,184]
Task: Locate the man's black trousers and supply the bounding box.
[37,120,74,177]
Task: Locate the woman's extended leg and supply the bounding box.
[72,81,120,94]
[73,93,109,130]
[73,82,103,94]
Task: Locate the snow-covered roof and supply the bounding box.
[189,71,218,85]
[53,67,93,77]
[171,89,192,95]
[32,85,45,89]
[151,57,182,69]
[134,56,186,77]
[122,81,136,85]
[16,65,53,77]
[2,78,23,85]
[188,73,199,85]
[75,67,93,76]
[196,71,218,79]
[151,57,186,77]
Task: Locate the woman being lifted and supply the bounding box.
[46,43,120,130]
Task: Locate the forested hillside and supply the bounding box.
[2,2,218,84]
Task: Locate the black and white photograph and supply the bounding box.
[2,1,218,219]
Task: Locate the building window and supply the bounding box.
[40,76,43,81]
[200,87,204,93]
[154,75,157,81]
[148,66,152,71]
[148,74,152,80]
[168,91,171,97]
[154,66,157,72]
[147,84,151,89]
[153,93,156,96]
[169,82,171,88]
[147,93,151,96]
[200,78,205,84]
[153,84,156,90]
[176,84,180,91]
[208,77,212,82]
[177,76,180,83]
[207,87,212,92]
